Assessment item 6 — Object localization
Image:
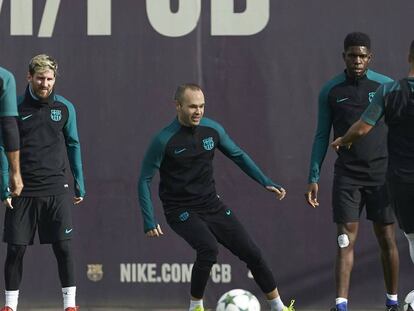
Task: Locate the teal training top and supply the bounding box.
[0,87,85,199]
[138,117,281,232]
[308,69,393,185]
[362,77,414,183]
[0,67,18,117]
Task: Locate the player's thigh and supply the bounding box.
[167,210,218,255]
[207,206,261,259]
[388,182,414,233]
[38,194,73,244]
[3,197,37,245]
[332,177,362,223]
[364,183,395,224]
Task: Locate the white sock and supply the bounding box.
[405,232,414,264]
[336,297,348,305]
[5,290,19,311]
[268,296,285,311]
[62,286,76,309]
[189,299,203,311]
[386,293,398,301]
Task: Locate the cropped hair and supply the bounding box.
[174,83,202,103]
[344,32,371,51]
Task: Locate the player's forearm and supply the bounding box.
[138,176,158,232]
[233,152,281,188]
[1,116,20,152]
[66,145,86,196]
[308,137,330,183]
[0,147,10,198]
[6,150,21,174]
[341,119,373,145]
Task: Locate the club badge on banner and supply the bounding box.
[87,264,104,282]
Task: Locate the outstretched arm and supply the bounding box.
[331,119,374,150]
[331,84,387,150]
[265,185,286,200]
[213,121,285,198]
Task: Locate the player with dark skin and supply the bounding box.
[306,32,399,311]
[332,40,414,311]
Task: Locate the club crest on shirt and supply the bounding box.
[87,264,103,282]
[202,137,214,150]
[50,109,62,121]
[368,92,375,103]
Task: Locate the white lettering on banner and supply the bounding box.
[211,0,269,36]
[211,263,231,283]
[10,0,32,35]
[3,0,111,37]
[88,0,111,35]
[38,0,60,38]
[146,0,201,37]
[1,0,269,37]
[120,263,232,284]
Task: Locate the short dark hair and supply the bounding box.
[344,32,371,51]
[410,40,414,59]
[174,83,202,103]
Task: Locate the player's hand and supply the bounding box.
[305,183,319,208]
[3,197,13,209]
[146,224,164,238]
[331,137,352,151]
[9,171,23,197]
[266,186,286,200]
[73,197,83,205]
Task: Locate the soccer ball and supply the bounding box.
[404,289,414,311]
[216,289,260,311]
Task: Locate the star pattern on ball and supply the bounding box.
[222,293,236,308]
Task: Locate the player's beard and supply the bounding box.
[35,88,53,100]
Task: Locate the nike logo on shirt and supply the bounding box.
[65,228,73,234]
[336,97,349,103]
[174,148,187,154]
[21,114,33,120]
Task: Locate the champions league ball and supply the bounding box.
[404,289,414,311]
[216,289,260,311]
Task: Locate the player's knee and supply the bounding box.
[52,240,72,258]
[337,233,351,248]
[377,231,397,250]
[194,259,215,272]
[198,249,218,263]
[243,248,266,270]
[197,243,218,263]
[6,244,26,261]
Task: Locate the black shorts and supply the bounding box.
[332,176,395,224]
[3,194,73,245]
[387,182,414,234]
